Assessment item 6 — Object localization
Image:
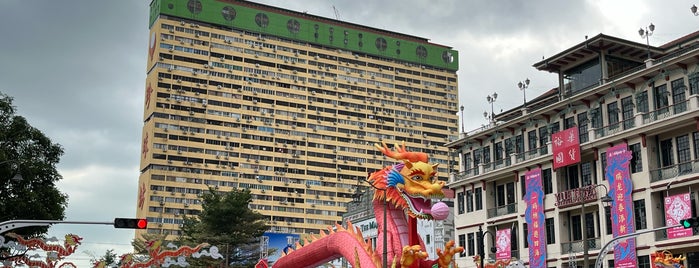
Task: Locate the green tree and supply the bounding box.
[0,92,68,237]
[180,187,268,267]
[88,249,118,267]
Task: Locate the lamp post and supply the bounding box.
[354,176,388,268]
[477,225,497,268]
[460,105,465,133]
[484,92,497,124]
[638,23,655,60]
[517,78,530,107]
[692,5,699,16]
[580,184,613,268]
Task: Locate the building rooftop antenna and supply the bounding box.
[332,5,341,20]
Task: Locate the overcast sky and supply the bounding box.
[1,0,698,266]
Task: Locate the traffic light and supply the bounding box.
[680,217,699,229]
[113,218,148,229]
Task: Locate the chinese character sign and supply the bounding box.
[665,193,693,239]
[606,143,637,268]
[552,127,581,170]
[495,229,511,260]
[524,168,547,268]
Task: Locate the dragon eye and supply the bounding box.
[411,175,422,181]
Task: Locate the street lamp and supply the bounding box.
[484,92,497,123]
[580,184,612,268]
[354,176,388,268]
[517,78,530,107]
[477,225,497,268]
[460,105,465,133]
[638,23,655,60]
[692,5,699,16]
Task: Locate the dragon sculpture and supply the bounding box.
[273,142,463,268]
[651,250,686,268]
[92,239,218,268]
[1,233,81,268]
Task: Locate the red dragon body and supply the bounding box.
[273,142,463,267]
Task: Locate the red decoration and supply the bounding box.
[551,127,580,169]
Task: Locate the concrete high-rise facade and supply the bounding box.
[138,0,459,240]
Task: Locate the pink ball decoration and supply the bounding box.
[431,201,449,220]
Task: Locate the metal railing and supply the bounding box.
[486,202,518,218]
[561,237,602,254]
[650,160,699,182]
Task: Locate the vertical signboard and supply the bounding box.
[524,168,546,268]
[552,127,581,170]
[495,228,511,260]
[606,144,637,268]
[664,193,693,239]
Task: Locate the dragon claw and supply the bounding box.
[436,240,464,268]
[400,245,428,266]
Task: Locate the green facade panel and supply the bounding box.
[149,0,459,71]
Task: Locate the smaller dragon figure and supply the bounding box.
[273,142,463,267]
[93,240,219,268]
[472,255,517,268]
[651,250,686,268]
[2,233,82,268]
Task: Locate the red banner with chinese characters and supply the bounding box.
[665,193,693,239]
[495,229,511,260]
[552,127,581,170]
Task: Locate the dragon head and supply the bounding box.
[371,142,449,220]
[64,234,83,246]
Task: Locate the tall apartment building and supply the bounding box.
[137,0,459,241]
[448,31,699,267]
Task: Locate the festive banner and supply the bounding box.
[552,127,581,169]
[665,193,693,239]
[495,229,511,260]
[606,143,637,268]
[524,168,546,268]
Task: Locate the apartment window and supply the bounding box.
[655,84,670,113]
[504,138,514,158]
[549,121,560,134]
[457,191,465,214]
[577,112,589,143]
[689,73,699,95]
[467,233,475,256]
[693,132,699,159]
[482,146,491,165]
[528,130,537,154]
[463,152,472,172]
[581,162,593,186]
[607,101,619,129]
[459,234,467,257]
[600,152,607,180]
[677,135,691,174]
[497,182,516,207]
[475,187,483,210]
[521,175,526,198]
[545,218,555,244]
[621,96,635,130]
[590,107,603,129]
[564,116,575,129]
[660,138,674,168]
[494,141,504,163]
[638,255,650,268]
[671,78,687,114]
[515,134,524,154]
[605,206,612,235]
[566,165,580,190]
[636,90,649,114]
[542,168,553,194]
[634,199,647,230]
[572,214,582,240]
[630,143,643,173]
[538,126,549,154]
[522,223,528,248]
[466,190,474,212]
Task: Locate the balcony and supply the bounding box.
[487,202,518,218]
[561,237,602,254]
[650,159,699,183]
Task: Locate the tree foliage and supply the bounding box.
[0,92,68,237]
[180,188,268,267]
[88,249,119,267]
